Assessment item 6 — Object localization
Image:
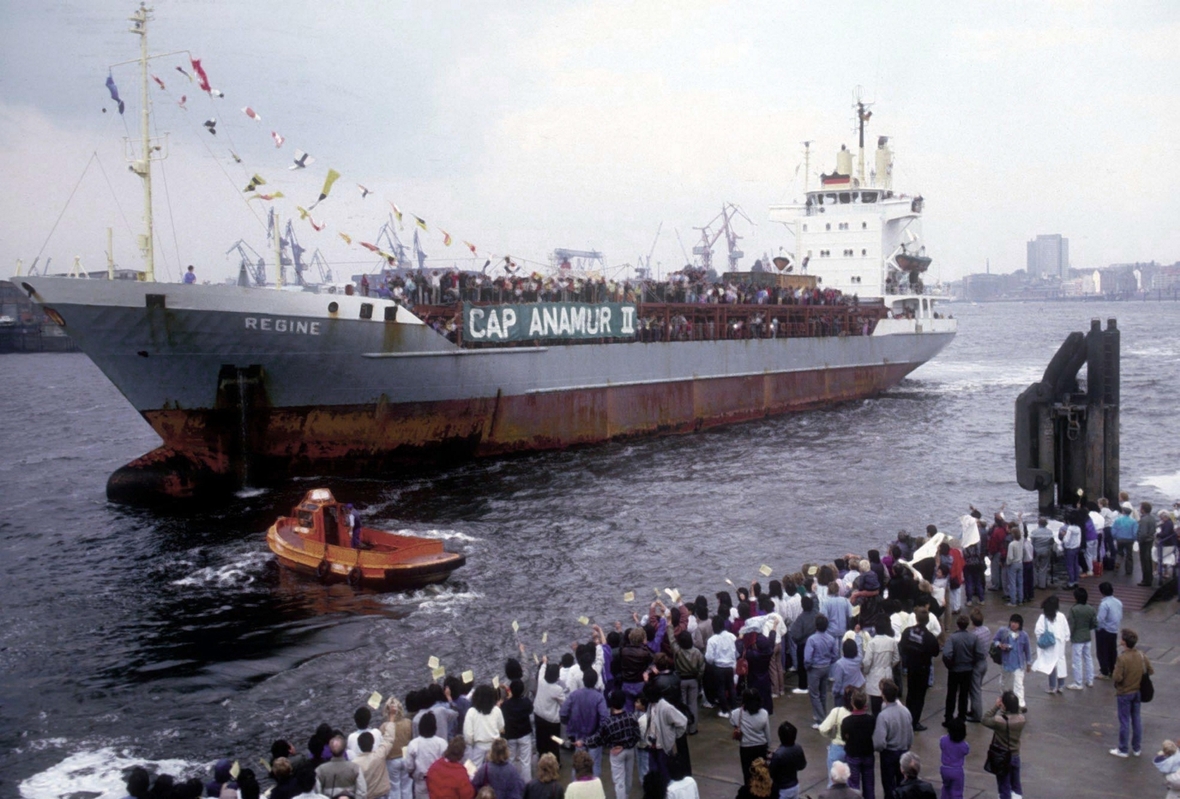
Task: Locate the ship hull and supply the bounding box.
[15,277,955,502]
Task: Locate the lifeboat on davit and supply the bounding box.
[266,488,466,589]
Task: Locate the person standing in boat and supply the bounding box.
[183,265,196,284]
[345,504,362,548]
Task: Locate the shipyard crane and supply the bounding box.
[551,248,605,273]
[226,239,268,286]
[307,249,333,284]
[693,203,752,273]
[635,222,662,280]
[374,216,411,270]
[284,220,310,286]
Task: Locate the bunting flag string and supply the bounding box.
[271,131,285,148]
[248,191,284,201]
[177,95,187,110]
[357,184,371,199]
[389,203,403,228]
[244,174,266,192]
[243,106,262,122]
[175,65,192,81]
[441,230,452,246]
[296,206,311,220]
[414,215,427,231]
[309,217,325,232]
[203,118,217,135]
[339,232,353,245]
[105,73,125,115]
[464,241,477,255]
[151,75,166,90]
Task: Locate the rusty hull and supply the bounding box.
[109,360,914,501]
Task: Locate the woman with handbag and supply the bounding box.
[981,692,1025,799]
[1031,595,1070,693]
[730,689,773,785]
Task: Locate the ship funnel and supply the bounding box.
[875,137,892,190]
[836,145,853,178]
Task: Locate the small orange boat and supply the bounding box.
[267,488,466,588]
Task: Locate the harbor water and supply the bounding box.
[2,300,1178,796]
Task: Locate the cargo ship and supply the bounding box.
[13,8,955,503]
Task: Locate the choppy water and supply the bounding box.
[2,300,1177,796]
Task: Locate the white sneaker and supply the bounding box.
[792,688,809,695]
[1133,749,1142,757]
[811,723,822,729]
[1110,748,1128,758]
[718,710,729,718]
[1067,684,1084,690]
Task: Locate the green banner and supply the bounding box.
[463,302,637,342]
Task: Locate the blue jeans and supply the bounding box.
[1071,641,1093,686]
[1117,692,1142,753]
[1065,547,1080,584]
[826,743,845,787]
[807,668,831,723]
[846,754,875,799]
[996,753,1022,799]
[1004,562,1022,602]
[777,788,799,799]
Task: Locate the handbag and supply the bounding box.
[1139,652,1154,703]
[734,656,749,677]
[982,715,1012,776]
[732,709,743,741]
[989,640,1004,666]
[1036,626,1056,649]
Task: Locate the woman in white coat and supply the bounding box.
[1032,594,1070,693]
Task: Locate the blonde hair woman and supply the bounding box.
[380,697,413,799]
[523,753,564,799]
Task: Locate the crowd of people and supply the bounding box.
[117,500,1177,799]
[354,266,856,311]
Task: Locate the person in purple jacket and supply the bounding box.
[938,718,969,799]
[560,669,610,777]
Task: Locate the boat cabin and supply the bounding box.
[292,488,354,547]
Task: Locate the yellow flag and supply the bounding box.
[442,229,453,246]
[414,215,427,231]
[339,232,352,245]
[318,168,341,202]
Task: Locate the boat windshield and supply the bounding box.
[297,510,315,527]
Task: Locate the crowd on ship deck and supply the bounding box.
[114,495,1178,799]
[354,267,856,310]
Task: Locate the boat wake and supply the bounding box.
[168,549,273,588]
[19,745,199,799]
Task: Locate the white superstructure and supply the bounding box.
[769,101,950,333]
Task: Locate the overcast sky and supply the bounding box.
[2,1,1177,284]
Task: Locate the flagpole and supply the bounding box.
[131,3,155,282]
[273,208,284,289]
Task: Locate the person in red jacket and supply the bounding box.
[986,516,1009,593]
[426,737,476,799]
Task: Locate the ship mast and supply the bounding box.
[855,87,871,186]
[129,4,155,282]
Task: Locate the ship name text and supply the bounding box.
[244,316,322,335]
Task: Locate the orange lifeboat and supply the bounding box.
[266,488,466,588]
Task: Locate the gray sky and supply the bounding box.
[2,1,1177,284]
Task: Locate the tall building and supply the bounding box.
[1026,234,1069,279]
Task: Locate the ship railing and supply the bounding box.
[413,302,888,348]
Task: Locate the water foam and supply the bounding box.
[19,746,198,799]
[169,549,273,587]
[1142,471,1180,499]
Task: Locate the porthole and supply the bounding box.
[328,301,339,313]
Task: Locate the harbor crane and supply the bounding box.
[226,239,268,286]
[636,222,662,280]
[692,203,753,273]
